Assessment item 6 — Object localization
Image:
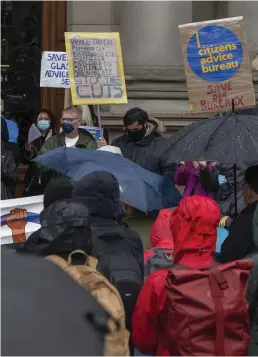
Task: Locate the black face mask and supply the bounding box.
[127,126,146,142]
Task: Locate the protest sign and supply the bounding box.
[1,195,43,245]
[180,17,255,114]
[79,126,103,141]
[65,32,127,105]
[40,51,70,88]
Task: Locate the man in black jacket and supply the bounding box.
[73,171,144,354]
[216,164,258,263]
[112,107,176,180]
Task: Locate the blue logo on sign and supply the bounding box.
[186,25,243,82]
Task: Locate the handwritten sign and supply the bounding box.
[65,32,127,105]
[40,51,70,88]
[180,17,255,114]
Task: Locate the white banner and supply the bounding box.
[40,51,70,88]
[1,195,43,245]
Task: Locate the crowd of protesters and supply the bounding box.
[1,102,258,356]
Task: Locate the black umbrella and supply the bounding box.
[163,113,258,163]
[162,112,258,215]
[1,248,109,356]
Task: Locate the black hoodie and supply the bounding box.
[73,171,144,275]
[19,199,92,258]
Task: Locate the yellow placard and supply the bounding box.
[180,17,255,114]
[65,32,128,105]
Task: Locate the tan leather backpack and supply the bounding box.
[46,250,130,356]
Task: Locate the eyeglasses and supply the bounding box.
[62,117,78,122]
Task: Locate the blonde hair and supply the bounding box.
[62,106,82,121]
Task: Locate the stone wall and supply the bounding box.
[67,1,258,142]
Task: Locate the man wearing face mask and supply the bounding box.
[112,107,176,179]
[37,105,96,190]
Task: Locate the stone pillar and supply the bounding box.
[119,1,192,68]
[67,1,114,32]
[228,1,258,64]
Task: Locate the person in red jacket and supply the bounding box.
[132,196,220,356]
[144,209,174,265]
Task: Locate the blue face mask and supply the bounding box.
[61,122,75,134]
[37,120,50,132]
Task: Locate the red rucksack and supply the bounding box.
[165,259,253,356]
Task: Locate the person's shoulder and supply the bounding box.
[145,268,169,287]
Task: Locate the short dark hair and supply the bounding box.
[123,107,148,127]
[245,164,258,194]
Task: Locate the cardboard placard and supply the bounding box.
[40,51,70,88]
[65,32,127,105]
[180,16,255,114]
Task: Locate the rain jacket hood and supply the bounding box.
[150,209,174,248]
[73,171,120,220]
[170,196,220,269]
[20,199,91,256]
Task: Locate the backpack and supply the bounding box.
[95,233,143,298]
[95,232,143,352]
[46,250,130,356]
[165,259,253,356]
[144,247,174,278]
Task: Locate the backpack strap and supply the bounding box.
[208,268,228,356]
[67,249,88,265]
[46,255,81,281]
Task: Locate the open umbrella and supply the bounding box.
[1,247,108,356]
[162,112,258,215]
[162,113,258,163]
[35,148,181,212]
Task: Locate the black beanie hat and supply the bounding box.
[43,178,73,209]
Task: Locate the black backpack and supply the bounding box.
[95,233,143,289]
[144,247,174,278]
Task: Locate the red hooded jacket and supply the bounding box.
[144,209,174,264]
[132,197,220,356]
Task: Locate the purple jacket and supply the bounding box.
[174,162,214,198]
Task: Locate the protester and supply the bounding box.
[22,109,56,196]
[73,171,144,354]
[174,161,214,198]
[144,209,174,277]
[199,161,254,219]
[216,164,258,263]
[37,105,96,189]
[1,118,19,200]
[132,196,252,356]
[112,107,176,179]
[18,178,74,251]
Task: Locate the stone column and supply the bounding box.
[119,1,192,68]
[228,1,258,65]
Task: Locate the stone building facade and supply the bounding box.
[67,1,258,141]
